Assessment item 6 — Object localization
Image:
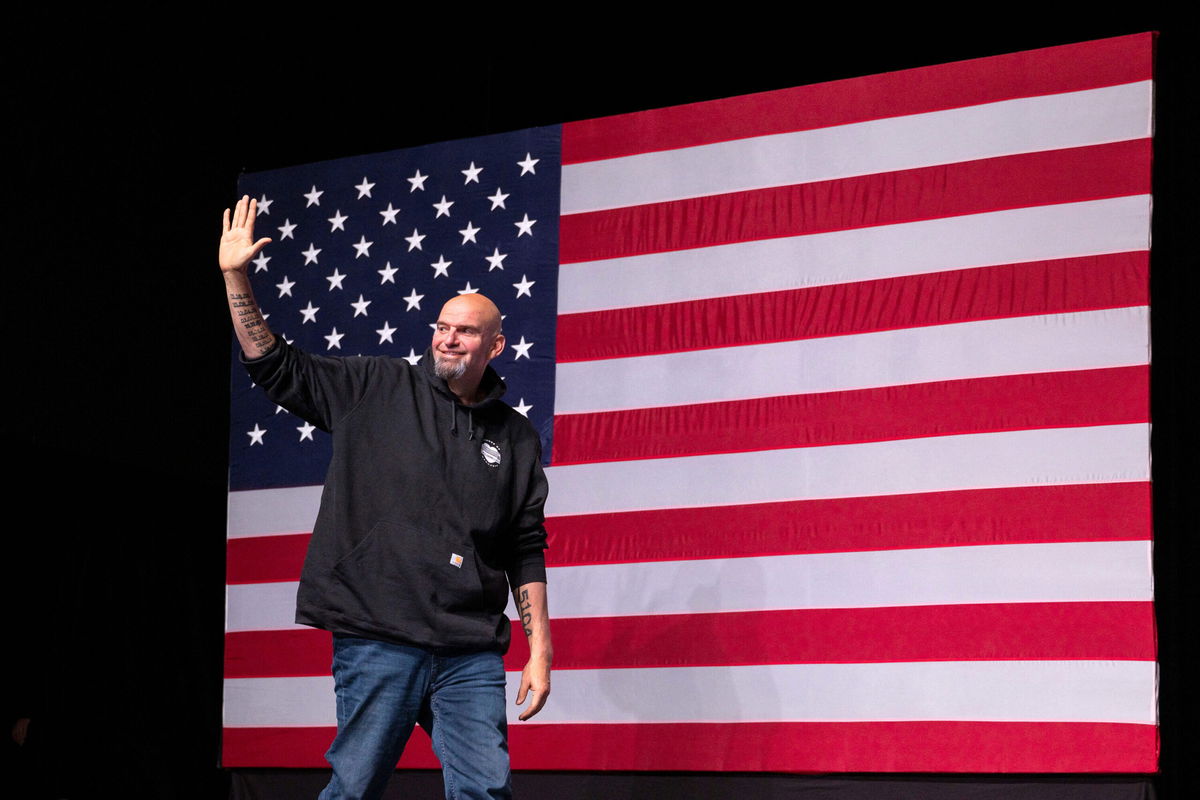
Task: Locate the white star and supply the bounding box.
[514,213,536,237]
[405,228,426,251]
[398,288,423,311]
[485,247,508,271]
[430,255,452,278]
[277,218,297,240]
[376,321,397,344]
[304,186,323,207]
[518,153,539,175]
[351,294,372,317]
[461,162,483,184]
[353,235,374,259]
[328,210,348,232]
[275,404,287,415]
[511,336,533,360]
[512,398,532,417]
[458,282,480,295]
[256,195,273,215]
[298,421,316,441]
[252,252,271,273]
[378,261,398,284]
[299,301,319,323]
[247,424,266,445]
[301,243,321,265]
[326,268,346,290]
[407,169,428,192]
[355,177,376,199]
[402,348,422,366]
[433,195,454,218]
[276,275,295,297]
[324,327,345,350]
[512,274,535,298]
[379,203,400,225]
[487,187,509,210]
[458,221,480,244]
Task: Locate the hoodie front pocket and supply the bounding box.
[329,520,485,632]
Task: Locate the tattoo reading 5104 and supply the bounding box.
[518,588,533,638]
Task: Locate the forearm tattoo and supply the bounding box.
[518,588,533,639]
[229,291,274,356]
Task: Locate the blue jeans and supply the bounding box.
[317,634,511,800]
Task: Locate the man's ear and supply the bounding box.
[489,332,506,360]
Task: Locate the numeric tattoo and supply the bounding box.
[228,290,274,355]
[518,588,533,638]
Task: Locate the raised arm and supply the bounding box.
[513,581,552,721]
[220,195,276,359]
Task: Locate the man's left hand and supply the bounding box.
[515,655,551,720]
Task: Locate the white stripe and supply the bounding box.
[555,307,1149,414]
[227,582,306,632]
[224,660,1156,726]
[534,541,1152,619]
[228,484,322,539]
[558,196,1150,314]
[530,661,1158,724]
[561,82,1152,214]
[227,539,1152,632]
[546,424,1148,516]
[224,422,1149,540]
[225,676,335,727]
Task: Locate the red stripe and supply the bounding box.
[225,601,1155,678]
[504,602,1156,671]
[225,629,332,678]
[546,483,1150,566]
[224,483,1151,580]
[512,721,1159,772]
[556,253,1148,363]
[559,141,1150,264]
[222,725,440,769]
[551,367,1148,465]
[226,535,310,585]
[561,34,1152,164]
[223,721,1158,771]
[227,533,310,584]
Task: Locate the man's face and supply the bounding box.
[432,296,504,385]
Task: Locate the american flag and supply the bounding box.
[223,33,1156,773]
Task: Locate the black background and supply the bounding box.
[5,10,1195,799]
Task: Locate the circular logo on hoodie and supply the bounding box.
[481,439,501,467]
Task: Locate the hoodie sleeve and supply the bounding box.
[241,337,373,433]
[505,439,550,588]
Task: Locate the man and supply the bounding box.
[219,195,552,800]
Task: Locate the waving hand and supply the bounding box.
[220,195,272,273]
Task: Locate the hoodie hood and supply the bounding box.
[421,347,507,440]
[421,346,507,405]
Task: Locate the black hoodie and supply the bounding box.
[243,338,548,653]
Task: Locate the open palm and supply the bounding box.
[220,195,272,273]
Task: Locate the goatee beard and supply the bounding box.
[434,355,467,381]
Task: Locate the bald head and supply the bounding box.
[431,293,506,398]
[439,293,502,338]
